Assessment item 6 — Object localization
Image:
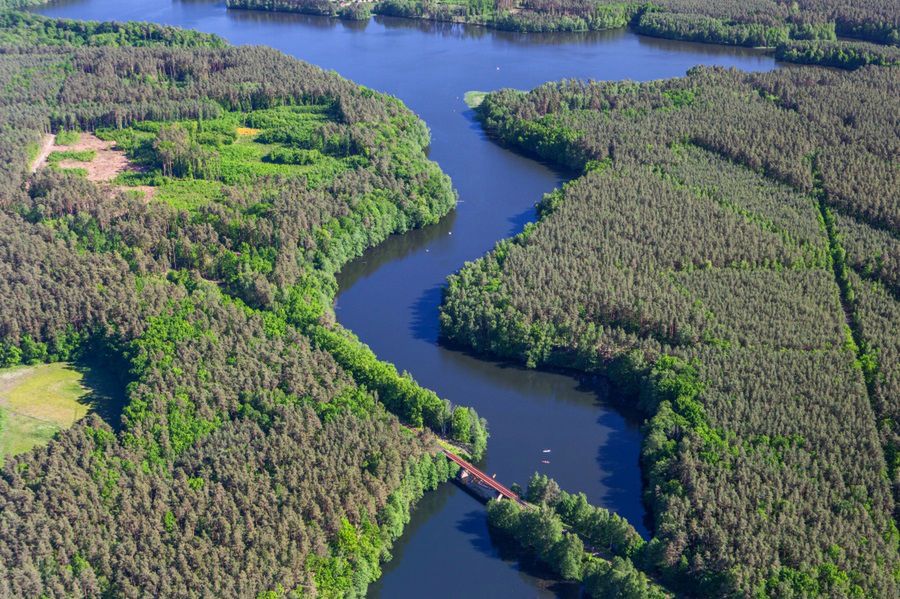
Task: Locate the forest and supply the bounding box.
[0,12,491,597]
[442,65,900,596]
[0,10,228,47]
[487,473,672,598]
[226,0,899,66]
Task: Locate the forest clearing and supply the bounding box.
[0,363,90,460]
[32,132,156,199]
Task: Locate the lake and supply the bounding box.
[35,2,778,595]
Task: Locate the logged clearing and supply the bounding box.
[0,363,90,459]
[44,132,129,181]
[32,132,155,199]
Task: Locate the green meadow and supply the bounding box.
[0,361,125,462]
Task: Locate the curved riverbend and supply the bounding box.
[36,2,778,595]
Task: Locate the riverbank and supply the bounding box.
[224,0,899,69]
[0,13,492,596]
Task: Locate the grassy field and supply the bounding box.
[0,363,98,461]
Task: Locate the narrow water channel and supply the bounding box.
[35,2,778,594]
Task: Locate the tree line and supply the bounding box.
[487,473,671,598]
[224,0,898,67]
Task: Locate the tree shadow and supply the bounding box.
[572,375,653,538]
[409,283,444,343]
[72,341,130,432]
[431,343,655,538]
[482,522,583,598]
[335,211,456,292]
[507,206,536,237]
[592,411,651,538]
[456,508,498,558]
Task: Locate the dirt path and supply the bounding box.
[29,134,55,173]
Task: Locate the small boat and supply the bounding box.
[542,449,551,453]
[541,460,550,464]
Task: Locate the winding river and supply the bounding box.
[35,2,777,595]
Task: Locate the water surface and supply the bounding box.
[35,2,778,595]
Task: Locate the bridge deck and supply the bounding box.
[442,449,524,505]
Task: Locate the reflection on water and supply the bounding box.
[636,30,776,60]
[226,5,364,32]
[369,13,633,47]
[337,211,458,291]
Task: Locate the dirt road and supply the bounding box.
[29,134,55,173]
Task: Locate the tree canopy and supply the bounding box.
[0,13,480,596]
[443,64,900,597]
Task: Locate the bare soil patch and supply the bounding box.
[46,133,130,181]
[0,366,34,394]
[32,132,154,201]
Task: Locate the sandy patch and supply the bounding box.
[131,185,157,200]
[0,367,34,395]
[41,133,130,182]
[32,132,153,202]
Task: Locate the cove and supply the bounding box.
[35,2,778,595]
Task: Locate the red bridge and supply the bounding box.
[442,449,525,505]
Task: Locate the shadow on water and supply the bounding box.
[336,211,457,291]
[382,483,457,567]
[437,342,653,538]
[486,523,583,598]
[457,509,499,557]
[409,283,444,343]
[370,13,631,49]
[226,7,356,31]
[570,374,653,537]
[635,31,773,60]
[508,205,536,232]
[593,407,653,535]
[72,342,130,432]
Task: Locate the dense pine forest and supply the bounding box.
[442,65,900,596]
[227,0,899,66]
[0,12,492,596]
[3,2,899,597]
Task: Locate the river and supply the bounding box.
[34,2,777,595]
